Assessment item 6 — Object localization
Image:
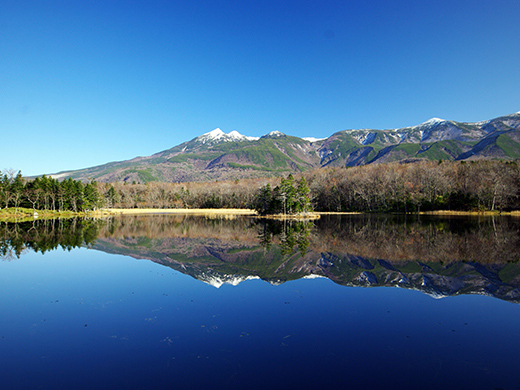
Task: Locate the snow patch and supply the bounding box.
[350,130,375,145]
[50,172,72,179]
[303,274,326,279]
[303,137,326,143]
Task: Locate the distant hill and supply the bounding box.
[50,111,520,183]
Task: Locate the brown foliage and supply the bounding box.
[96,161,520,212]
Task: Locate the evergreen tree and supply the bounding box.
[0,173,11,209]
[254,184,273,216]
[295,177,312,214]
[278,174,297,215]
[253,175,312,216]
[83,181,102,210]
[10,171,25,211]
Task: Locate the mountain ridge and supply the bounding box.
[49,111,520,183]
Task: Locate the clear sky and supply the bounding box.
[2,0,520,176]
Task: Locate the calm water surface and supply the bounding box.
[1,214,520,389]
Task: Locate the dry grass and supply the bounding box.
[103,208,322,220]
[103,208,257,216]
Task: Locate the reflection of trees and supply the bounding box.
[4,214,520,267]
[98,214,259,243]
[313,214,520,264]
[0,218,105,260]
[257,219,274,251]
[256,219,312,256]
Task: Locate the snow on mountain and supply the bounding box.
[198,272,261,288]
[388,117,447,133]
[403,117,452,142]
[302,136,326,143]
[421,117,446,126]
[359,131,377,145]
[206,128,225,138]
[228,130,259,141]
[195,128,259,144]
[261,130,286,139]
[44,110,520,182]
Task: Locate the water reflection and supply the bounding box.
[256,219,311,255]
[0,218,103,259]
[2,214,520,302]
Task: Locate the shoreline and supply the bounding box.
[2,207,520,222]
[104,208,257,216]
[418,210,520,216]
[318,210,520,216]
[94,208,520,218]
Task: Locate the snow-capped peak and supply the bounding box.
[203,128,226,139]
[228,130,242,138]
[196,128,259,144]
[421,118,446,126]
[261,130,286,139]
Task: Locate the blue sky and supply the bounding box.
[2,0,520,176]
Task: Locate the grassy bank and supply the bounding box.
[105,208,257,216]
[105,208,324,220]
[0,207,114,222]
[2,207,519,223]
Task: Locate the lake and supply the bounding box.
[1,214,520,389]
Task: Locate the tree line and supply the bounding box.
[0,169,102,212]
[95,160,520,212]
[3,160,520,213]
[306,160,520,212]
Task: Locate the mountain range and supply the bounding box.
[51,111,520,183]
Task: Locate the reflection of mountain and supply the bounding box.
[89,214,520,303]
[92,216,314,287]
[3,214,520,303]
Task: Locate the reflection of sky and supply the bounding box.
[1,248,520,389]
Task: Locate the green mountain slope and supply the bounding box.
[49,111,520,183]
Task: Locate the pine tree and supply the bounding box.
[254,184,273,216]
[253,175,312,216]
[295,177,312,214]
[10,171,25,211]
